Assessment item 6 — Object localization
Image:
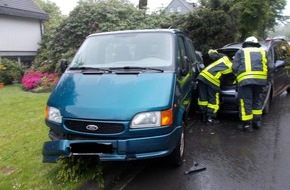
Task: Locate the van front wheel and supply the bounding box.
[168,121,185,166]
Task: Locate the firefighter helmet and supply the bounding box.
[208,49,222,61]
[242,36,261,48]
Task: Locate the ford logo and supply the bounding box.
[86,125,99,131]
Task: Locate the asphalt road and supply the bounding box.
[79,91,290,190]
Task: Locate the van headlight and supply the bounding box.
[130,109,173,128]
[45,106,62,123]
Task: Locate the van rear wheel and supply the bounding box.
[168,121,185,166]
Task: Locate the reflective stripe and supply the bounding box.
[237,48,268,83]
[183,99,189,106]
[207,92,220,113]
[253,109,262,115]
[221,57,233,74]
[198,99,208,106]
[244,50,252,71]
[199,57,232,87]
[178,73,190,87]
[224,57,233,68]
[215,72,222,79]
[261,50,268,73]
[237,72,267,82]
[240,98,253,121]
[199,72,220,86]
[261,50,267,73]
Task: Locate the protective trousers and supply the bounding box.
[238,85,263,123]
[198,81,219,118]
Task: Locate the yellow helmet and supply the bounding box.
[208,49,218,55]
[208,49,221,61]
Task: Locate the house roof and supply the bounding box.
[179,0,194,11]
[0,0,48,20]
[165,0,196,13]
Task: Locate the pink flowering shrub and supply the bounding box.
[22,71,43,89]
[21,70,59,92]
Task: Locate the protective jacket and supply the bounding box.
[233,47,268,86]
[197,56,233,91]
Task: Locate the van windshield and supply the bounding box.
[70,32,174,70]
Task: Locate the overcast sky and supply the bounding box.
[48,0,290,16]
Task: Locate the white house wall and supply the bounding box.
[0,15,41,54]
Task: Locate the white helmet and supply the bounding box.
[244,36,258,43]
[243,36,261,47]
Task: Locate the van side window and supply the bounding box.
[177,36,188,74]
[185,38,197,64]
[185,38,197,75]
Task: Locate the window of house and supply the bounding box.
[170,7,174,12]
[177,7,181,12]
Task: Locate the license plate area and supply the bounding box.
[70,143,113,155]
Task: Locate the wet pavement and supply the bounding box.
[80,92,290,190]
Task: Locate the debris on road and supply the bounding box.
[184,162,206,175]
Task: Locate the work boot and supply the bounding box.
[242,125,254,132]
[206,116,220,125]
[253,121,262,129]
[237,121,253,132]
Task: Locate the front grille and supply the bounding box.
[65,120,125,134]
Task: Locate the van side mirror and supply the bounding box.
[60,59,68,73]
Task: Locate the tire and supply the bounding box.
[287,87,290,93]
[168,121,185,167]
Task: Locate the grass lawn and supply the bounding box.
[0,85,86,190]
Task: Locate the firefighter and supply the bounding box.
[197,49,233,124]
[233,36,269,131]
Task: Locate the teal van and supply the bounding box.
[42,29,198,165]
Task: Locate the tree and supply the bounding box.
[33,0,63,28]
[180,8,237,53]
[33,0,64,72]
[199,0,287,40]
[35,0,288,72]
[227,0,287,40]
[35,0,175,72]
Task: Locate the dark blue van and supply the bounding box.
[42,29,198,165]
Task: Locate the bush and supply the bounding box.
[0,64,6,83]
[21,70,59,92]
[0,59,23,84]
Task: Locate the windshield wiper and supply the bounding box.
[69,66,112,73]
[109,66,164,73]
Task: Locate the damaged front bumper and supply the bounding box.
[42,126,181,163]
